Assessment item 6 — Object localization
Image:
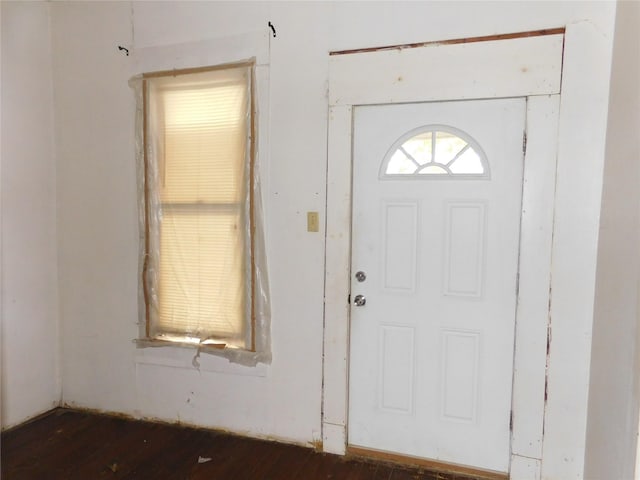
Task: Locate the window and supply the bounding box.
[141,62,257,351]
[381,126,489,179]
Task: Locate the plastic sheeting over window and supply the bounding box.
[130,61,271,366]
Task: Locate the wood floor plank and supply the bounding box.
[257,442,314,479]
[228,438,288,480]
[1,409,470,480]
[83,419,208,479]
[347,460,382,480]
[2,409,83,460]
[118,423,204,480]
[298,450,342,478]
[188,433,264,479]
[5,412,102,479]
[390,466,450,480]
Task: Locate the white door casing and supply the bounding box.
[323,32,563,479]
[349,98,526,473]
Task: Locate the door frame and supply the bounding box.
[322,30,564,477]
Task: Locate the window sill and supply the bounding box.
[134,338,268,377]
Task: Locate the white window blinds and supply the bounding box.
[145,65,252,348]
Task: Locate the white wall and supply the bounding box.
[0,1,60,429]
[50,1,618,478]
[585,1,640,479]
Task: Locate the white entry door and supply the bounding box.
[348,98,526,473]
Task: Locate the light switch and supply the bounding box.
[307,211,320,232]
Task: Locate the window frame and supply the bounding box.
[140,61,258,352]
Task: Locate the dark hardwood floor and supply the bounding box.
[1,409,479,480]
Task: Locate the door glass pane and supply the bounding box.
[382,127,489,179]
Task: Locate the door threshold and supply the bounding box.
[347,445,508,480]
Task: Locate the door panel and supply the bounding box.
[348,98,526,473]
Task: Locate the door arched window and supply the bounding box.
[380,126,490,179]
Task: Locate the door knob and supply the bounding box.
[353,294,366,306]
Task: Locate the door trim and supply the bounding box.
[322,31,563,476]
[329,27,565,57]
